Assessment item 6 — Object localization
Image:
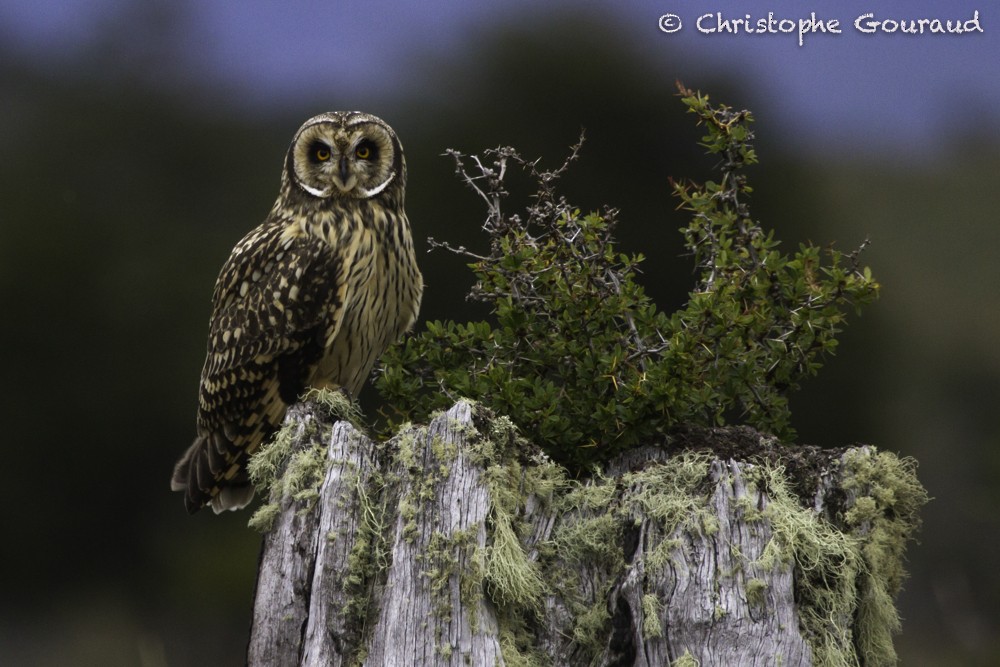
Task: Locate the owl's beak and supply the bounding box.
[330,155,356,193]
[338,156,351,185]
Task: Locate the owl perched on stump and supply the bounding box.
[171,112,423,514]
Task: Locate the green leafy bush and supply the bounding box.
[377,85,879,469]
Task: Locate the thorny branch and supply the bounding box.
[434,136,657,370]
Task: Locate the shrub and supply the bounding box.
[377,85,879,469]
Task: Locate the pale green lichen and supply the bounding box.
[642,594,663,639]
[430,434,457,480]
[840,449,927,593]
[420,530,461,622]
[246,390,363,532]
[646,537,682,574]
[461,546,487,634]
[247,414,327,532]
[839,448,929,666]
[743,449,927,667]
[542,475,624,662]
[700,513,720,536]
[554,512,622,568]
[499,625,550,667]
[537,454,715,660]
[342,470,392,629]
[302,387,364,428]
[471,413,566,663]
[247,499,281,533]
[622,451,715,538]
[572,599,612,656]
[485,473,545,611]
[672,650,700,666]
[393,425,428,542]
[523,456,565,506]
[246,414,310,492]
[412,408,573,660]
[735,490,765,522]
[749,461,862,667]
[392,412,500,657]
[488,415,524,456]
[399,496,418,542]
[476,415,567,613]
[393,423,422,472]
[745,578,767,607]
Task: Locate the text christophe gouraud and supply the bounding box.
[657,9,983,46]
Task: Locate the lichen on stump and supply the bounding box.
[247,394,926,667]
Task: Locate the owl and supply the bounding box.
[171,111,423,513]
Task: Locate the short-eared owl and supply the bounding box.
[171,112,423,513]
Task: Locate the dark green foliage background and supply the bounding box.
[0,9,997,667]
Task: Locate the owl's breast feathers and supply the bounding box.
[171,206,421,513]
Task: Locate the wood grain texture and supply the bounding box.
[247,400,922,667]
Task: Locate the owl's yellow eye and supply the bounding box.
[354,140,379,161]
[307,141,332,163]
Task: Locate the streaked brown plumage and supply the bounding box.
[171,111,422,513]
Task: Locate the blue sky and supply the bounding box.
[2,0,996,156]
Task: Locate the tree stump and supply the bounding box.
[246,396,926,666]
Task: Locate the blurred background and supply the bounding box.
[1,0,997,664]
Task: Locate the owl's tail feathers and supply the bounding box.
[170,433,255,514]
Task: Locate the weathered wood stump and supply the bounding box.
[246,396,926,666]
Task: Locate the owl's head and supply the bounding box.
[285,111,405,201]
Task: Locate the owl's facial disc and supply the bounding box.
[290,118,397,200]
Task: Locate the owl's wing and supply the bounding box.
[171,218,352,513]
